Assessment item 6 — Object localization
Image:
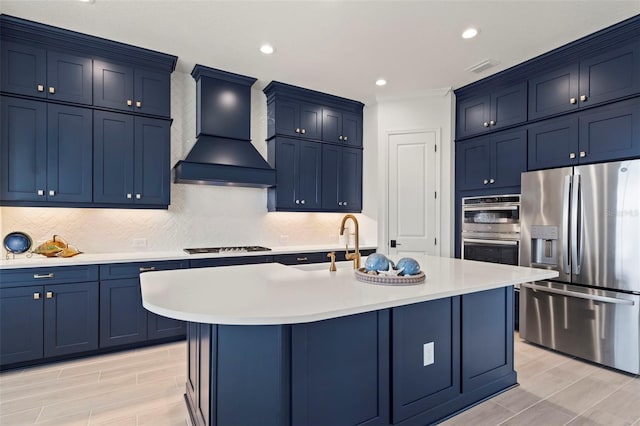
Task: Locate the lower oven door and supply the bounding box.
[520,281,640,374]
[461,238,519,266]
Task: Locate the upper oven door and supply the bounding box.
[462,199,520,234]
[462,237,519,266]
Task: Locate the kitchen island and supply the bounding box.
[141,256,557,426]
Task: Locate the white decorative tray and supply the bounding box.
[354,268,426,286]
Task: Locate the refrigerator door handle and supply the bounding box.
[571,174,582,275]
[577,175,585,275]
[562,175,572,274]
[522,283,635,305]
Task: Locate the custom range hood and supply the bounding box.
[173,65,275,187]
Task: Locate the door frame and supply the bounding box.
[382,128,442,256]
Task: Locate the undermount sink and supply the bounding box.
[292,261,354,272]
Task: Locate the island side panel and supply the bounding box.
[391,297,461,424]
[291,310,390,426]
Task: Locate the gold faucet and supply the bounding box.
[339,214,360,269]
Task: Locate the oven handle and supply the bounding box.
[522,283,634,305]
[462,205,519,212]
[462,238,519,246]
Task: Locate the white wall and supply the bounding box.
[0,71,377,253]
[375,89,455,257]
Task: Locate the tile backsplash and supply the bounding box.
[0,71,377,253]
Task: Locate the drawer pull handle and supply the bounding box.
[33,292,41,300]
[46,292,53,299]
[33,273,54,279]
[139,267,156,272]
[296,257,308,262]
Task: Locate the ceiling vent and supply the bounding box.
[466,59,499,74]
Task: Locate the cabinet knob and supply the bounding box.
[339,201,343,206]
[570,98,577,105]
[339,136,344,140]
[295,199,300,204]
[33,292,41,300]
[570,152,576,159]
[301,200,305,205]
[48,190,55,196]
[136,101,142,108]
[344,136,348,141]
[489,120,495,126]
[301,129,306,134]
[295,128,300,134]
[127,193,132,199]
[48,86,55,94]
[37,189,45,196]
[580,95,587,102]
[127,100,133,106]
[579,151,586,158]
[343,201,347,206]
[37,84,45,92]
[46,291,53,299]
[489,178,495,184]
[483,122,489,127]
[483,179,489,185]
[135,193,141,199]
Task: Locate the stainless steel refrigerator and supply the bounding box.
[519,159,640,374]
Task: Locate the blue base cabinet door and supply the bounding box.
[291,311,390,426]
[99,278,147,347]
[147,312,186,340]
[391,298,460,424]
[0,286,44,365]
[43,282,99,357]
[461,287,514,393]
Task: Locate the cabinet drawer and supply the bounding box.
[99,260,188,280]
[274,252,329,265]
[0,265,99,288]
[189,256,273,269]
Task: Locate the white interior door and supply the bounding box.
[388,130,439,257]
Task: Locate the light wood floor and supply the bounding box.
[0,334,638,425]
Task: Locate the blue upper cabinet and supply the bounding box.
[456,82,527,139]
[322,107,362,146]
[528,97,640,170]
[456,129,527,191]
[529,41,640,120]
[1,97,92,203]
[1,41,92,105]
[94,61,170,117]
[94,111,170,207]
[321,145,362,211]
[270,98,323,140]
[268,137,322,211]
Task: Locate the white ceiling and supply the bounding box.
[2,1,639,104]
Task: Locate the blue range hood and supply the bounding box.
[173,65,275,188]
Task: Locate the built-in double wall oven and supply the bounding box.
[461,194,521,328]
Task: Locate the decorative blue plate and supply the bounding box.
[3,231,32,254]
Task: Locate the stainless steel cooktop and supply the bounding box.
[183,246,272,254]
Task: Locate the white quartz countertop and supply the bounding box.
[140,255,558,325]
[0,244,376,269]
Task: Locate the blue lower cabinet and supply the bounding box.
[99,278,147,347]
[391,298,460,424]
[147,312,186,340]
[0,286,44,365]
[461,287,514,393]
[291,311,390,426]
[44,282,99,357]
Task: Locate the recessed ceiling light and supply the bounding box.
[260,44,274,55]
[462,28,479,39]
[375,79,387,86]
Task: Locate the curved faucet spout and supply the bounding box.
[339,214,360,269]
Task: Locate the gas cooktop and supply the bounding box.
[183,246,272,255]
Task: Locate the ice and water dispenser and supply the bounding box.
[530,225,559,266]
